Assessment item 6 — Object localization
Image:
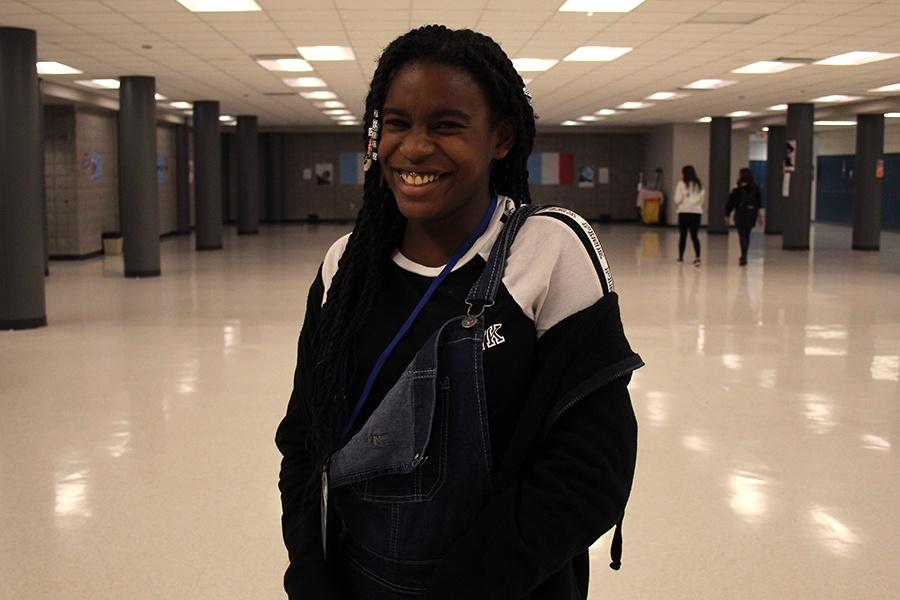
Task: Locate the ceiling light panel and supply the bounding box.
[300,91,338,100]
[617,101,653,109]
[512,58,558,72]
[885,113,900,118]
[315,101,345,109]
[155,93,168,101]
[732,61,804,74]
[683,79,737,90]
[815,51,900,66]
[170,101,192,109]
[696,117,712,123]
[869,83,900,93]
[176,0,261,12]
[298,46,355,61]
[595,109,618,116]
[75,79,119,89]
[561,120,585,126]
[282,77,326,88]
[36,61,82,75]
[814,121,856,126]
[559,0,645,12]
[768,104,788,111]
[563,46,632,62]
[257,58,313,72]
[812,95,863,103]
[646,91,684,100]
[727,111,752,117]
[578,116,603,122]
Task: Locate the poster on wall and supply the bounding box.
[577,165,595,188]
[782,171,791,197]
[339,152,366,185]
[784,140,796,173]
[157,157,168,185]
[302,168,312,181]
[598,167,610,185]
[527,152,574,185]
[80,151,103,180]
[316,163,333,185]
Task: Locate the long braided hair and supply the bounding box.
[301,25,536,488]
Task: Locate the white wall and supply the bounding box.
[815,120,900,155]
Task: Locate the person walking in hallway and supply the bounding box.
[674,165,704,266]
[725,168,763,266]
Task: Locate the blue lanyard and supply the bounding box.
[336,195,498,446]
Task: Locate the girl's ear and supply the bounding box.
[493,117,516,160]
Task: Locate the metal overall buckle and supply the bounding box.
[461,300,494,329]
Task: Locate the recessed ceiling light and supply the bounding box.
[762,126,769,132]
[815,51,900,66]
[323,109,351,116]
[595,108,618,116]
[646,91,684,100]
[561,120,585,126]
[617,101,653,109]
[257,58,313,72]
[814,120,856,126]
[731,61,804,74]
[578,115,604,122]
[727,110,752,117]
[219,115,235,122]
[170,101,192,109]
[338,121,360,126]
[36,61,82,75]
[176,0,261,12]
[812,95,863,103]
[683,79,737,90]
[696,116,712,123]
[300,90,338,100]
[297,46,355,61]
[315,101,345,109]
[886,112,900,118]
[512,58,558,72]
[282,77,326,88]
[768,104,788,111]
[563,46,632,62]
[75,78,119,90]
[869,83,900,93]
[155,93,168,101]
[333,115,356,121]
[559,0,645,12]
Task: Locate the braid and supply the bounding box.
[301,25,536,492]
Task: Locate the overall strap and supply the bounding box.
[465,203,543,313]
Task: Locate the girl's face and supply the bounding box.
[379,62,513,225]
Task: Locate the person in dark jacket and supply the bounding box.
[725,167,764,266]
[275,25,642,600]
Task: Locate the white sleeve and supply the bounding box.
[503,207,612,338]
[674,180,684,206]
[321,233,351,305]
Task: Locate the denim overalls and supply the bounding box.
[327,204,542,598]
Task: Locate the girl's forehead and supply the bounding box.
[383,61,489,111]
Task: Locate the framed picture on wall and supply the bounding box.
[315,163,333,185]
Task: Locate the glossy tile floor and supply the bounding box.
[2,222,899,599]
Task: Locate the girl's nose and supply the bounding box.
[400,126,436,161]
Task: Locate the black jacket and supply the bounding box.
[276,276,642,599]
[725,184,761,229]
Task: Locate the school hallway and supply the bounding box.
[1,222,898,599]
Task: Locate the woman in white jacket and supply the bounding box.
[674,165,704,266]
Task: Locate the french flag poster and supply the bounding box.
[527,152,575,185]
[339,152,365,185]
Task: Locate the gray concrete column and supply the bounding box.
[852,114,884,251]
[783,103,814,250]
[707,116,732,234]
[193,101,223,250]
[175,122,190,234]
[237,115,260,234]
[118,76,161,277]
[765,125,786,235]
[0,27,47,330]
[266,133,285,223]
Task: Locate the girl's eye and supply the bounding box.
[435,121,463,130]
[384,119,408,128]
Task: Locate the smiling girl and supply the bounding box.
[276,25,642,600]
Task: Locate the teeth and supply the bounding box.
[399,171,440,186]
